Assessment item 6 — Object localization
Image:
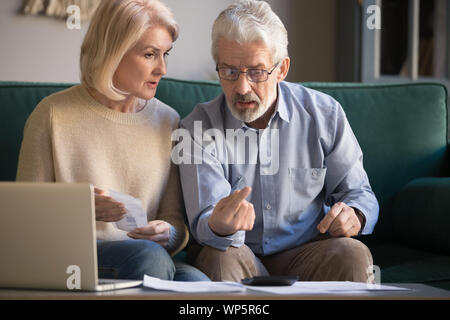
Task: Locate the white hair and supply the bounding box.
[80,0,178,101]
[211,0,288,65]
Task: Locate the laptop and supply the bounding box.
[0,182,142,291]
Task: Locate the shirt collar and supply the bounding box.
[276,82,291,123]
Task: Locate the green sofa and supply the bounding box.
[1,79,449,290]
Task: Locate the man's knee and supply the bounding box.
[192,245,267,281]
[327,238,373,282]
[330,238,373,264]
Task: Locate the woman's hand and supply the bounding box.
[94,187,126,222]
[127,220,172,248]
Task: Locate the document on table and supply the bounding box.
[143,275,245,293]
[243,281,412,295]
[109,190,148,232]
[143,275,411,294]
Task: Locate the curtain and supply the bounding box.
[23,0,101,21]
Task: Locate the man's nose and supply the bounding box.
[234,72,252,95]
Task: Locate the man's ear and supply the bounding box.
[277,57,290,82]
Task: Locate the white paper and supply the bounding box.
[109,190,148,232]
[143,275,245,293]
[143,276,412,295]
[244,281,412,295]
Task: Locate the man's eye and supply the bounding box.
[249,69,264,76]
[145,53,155,58]
[226,69,239,76]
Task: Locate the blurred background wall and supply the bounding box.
[0,0,341,83]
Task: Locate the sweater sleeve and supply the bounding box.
[156,160,189,256]
[16,101,55,182]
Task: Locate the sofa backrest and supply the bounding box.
[0,79,448,243]
[305,82,449,242]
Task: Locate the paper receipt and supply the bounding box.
[109,190,148,232]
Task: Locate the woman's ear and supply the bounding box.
[277,57,290,82]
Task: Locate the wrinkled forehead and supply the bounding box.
[217,37,273,69]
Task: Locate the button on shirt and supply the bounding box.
[177,81,379,256]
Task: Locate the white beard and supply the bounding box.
[229,102,270,123]
[227,93,271,123]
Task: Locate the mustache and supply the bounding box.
[232,93,261,106]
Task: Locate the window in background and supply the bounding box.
[379,0,408,76]
[362,0,449,86]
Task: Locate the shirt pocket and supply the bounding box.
[231,175,247,192]
[288,167,327,221]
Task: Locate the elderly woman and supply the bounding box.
[16,0,209,281]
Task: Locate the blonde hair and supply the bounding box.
[80,0,178,101]
[211,0,288,65]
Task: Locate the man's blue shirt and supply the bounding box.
[177,81,379,256]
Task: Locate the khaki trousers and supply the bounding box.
[187,235,374,282]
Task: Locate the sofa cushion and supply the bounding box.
[370,243,450,287]
[381,257,450,284]
[391,178,450,255]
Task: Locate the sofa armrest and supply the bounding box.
[392,177,450,255]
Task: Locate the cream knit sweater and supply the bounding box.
[16,84,188,256]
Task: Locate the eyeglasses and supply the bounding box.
[216,62,280,82]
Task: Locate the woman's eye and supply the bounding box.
[145,53,154,58]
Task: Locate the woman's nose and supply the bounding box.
[153,55,167,76]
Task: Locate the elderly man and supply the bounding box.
[177,0,379,282]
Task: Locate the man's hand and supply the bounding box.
[94,187,126,222]
[127,220,171,248]
[208,187,255,236]
[317,202,362,237]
